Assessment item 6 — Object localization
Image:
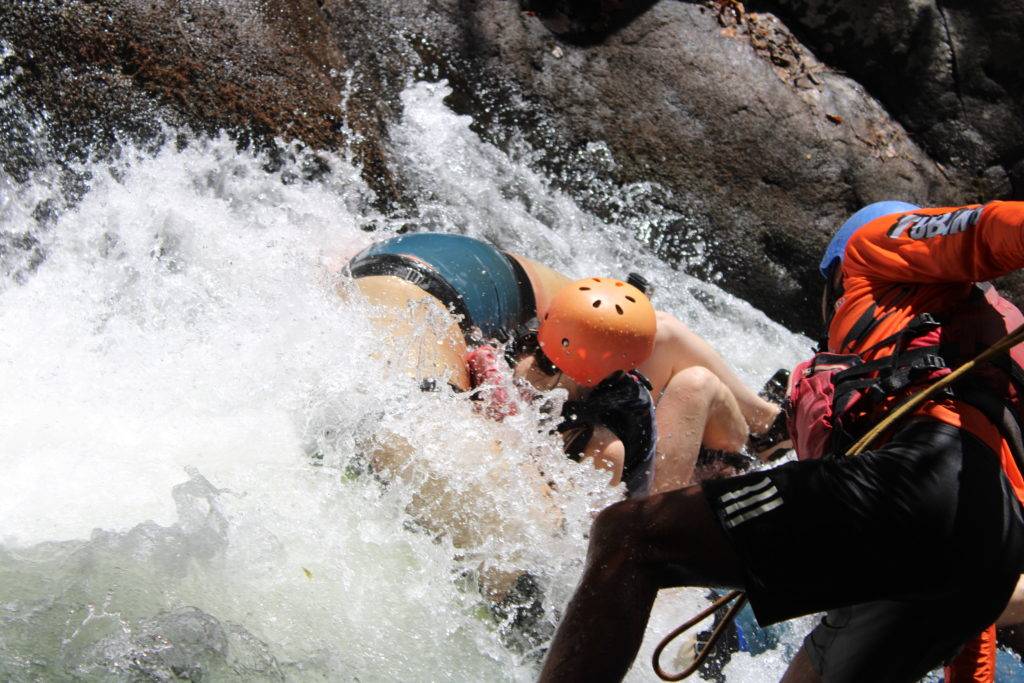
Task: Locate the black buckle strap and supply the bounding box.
[833,347,948,408]
[856,312,942,358]
[876,352,946,394]
[832,345,945,384]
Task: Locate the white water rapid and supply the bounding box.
[0,78,812,681]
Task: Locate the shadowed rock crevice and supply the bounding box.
[934,4,967,120]
[746,0,1024,200]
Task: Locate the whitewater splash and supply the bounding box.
[0,79,809,680]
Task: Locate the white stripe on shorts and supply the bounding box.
[716,477,772,503]
[721,483,780,517]
[724,496,784,529]
[714,475,784,529]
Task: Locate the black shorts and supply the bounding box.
[702,420,1024,680]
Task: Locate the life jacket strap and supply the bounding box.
[832,346,946,391]
[838,288,920,353]
[501,252,538,338]
[839,303,883,352]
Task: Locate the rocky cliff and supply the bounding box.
[3,0,1020,334]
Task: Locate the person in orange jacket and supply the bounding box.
[538,200,1024,683]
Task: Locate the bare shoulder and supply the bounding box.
[507,253,571,317]
[654,310,689,346]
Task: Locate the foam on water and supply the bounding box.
[0,77,810,680]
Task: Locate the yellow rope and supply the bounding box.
[652,591,747,681]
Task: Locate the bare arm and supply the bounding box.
[580,425,626,486]
[640,311,778,434]
[845,201,1024,284]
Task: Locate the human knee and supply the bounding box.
[665,365,719,400]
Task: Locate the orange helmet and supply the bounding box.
[537,277,657,387]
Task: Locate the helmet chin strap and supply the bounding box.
[820,263,844,351]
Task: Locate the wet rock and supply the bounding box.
[0,0,402,207]
[73,607,284,680]
[0,473,284,680]
[754,0,1024,200]
[441,0,968,333]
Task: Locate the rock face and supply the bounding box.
[2,0,1022,334]
[72,607,283,679]
[443,0,970,333]
[0,0,401,205]
[757,0,1024,199]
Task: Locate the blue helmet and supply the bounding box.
[819,201,920,277]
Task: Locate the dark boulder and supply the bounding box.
[0,0,402,206]
[752,0,1024,200]
[434,0,970,333]
[4,0,1023,334]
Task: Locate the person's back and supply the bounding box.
[817,201,1024,681]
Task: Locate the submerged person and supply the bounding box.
[539,200,1024,683]
[345,231,781,497]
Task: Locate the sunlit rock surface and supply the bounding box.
[448,0,968,332]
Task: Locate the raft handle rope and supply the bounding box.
[652,321,1024,681]
[652,590,747,681]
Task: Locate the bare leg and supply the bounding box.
[780,644,821,683]
[650,366,748,494]
[640,312,778,433]
[538,485,744,683]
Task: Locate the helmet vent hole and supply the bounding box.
[625,295,636,303]
[592,300,601,308]
[615,282,623,287]
[615,305,624,315]
[561,338,570,347]
[592,278,602,282]
[579,286,591,291]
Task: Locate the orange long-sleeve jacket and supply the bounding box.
[829,200,1024,500]
[828,200,1024,682]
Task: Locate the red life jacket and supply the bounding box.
[788,284,1024,481]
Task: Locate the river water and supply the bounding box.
[0,76,812,681]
